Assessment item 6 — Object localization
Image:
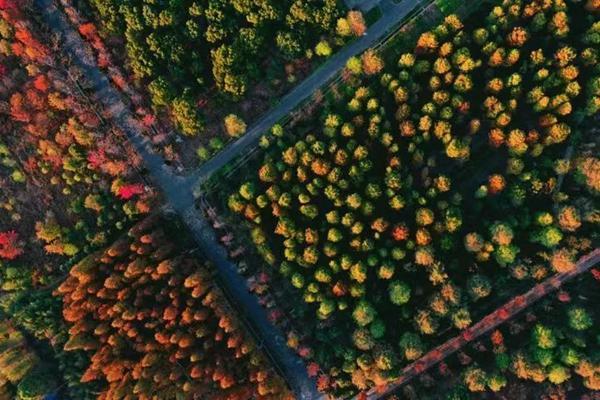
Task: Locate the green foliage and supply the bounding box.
[467,275,492,300]
[352,300,376,327]
[398,332,424,361]
[567,307,593,331]
[88,0,345,131]
[222,0,600,395]
[532,324,556,350]
[171,96,203,136]
[16,368,57,400]
[388,280,411,305]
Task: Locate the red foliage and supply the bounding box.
[0,230,23,260]
[297,346,312,358]
[487,174,506,194]
[26,88,46,110]
[0,0,16,10]
[78,111,101,128]
[97,51,110,68]
[316,374,330,392]
[10,92,30,122]
[30,110,51,137]
[557,290,571,302]
[78,22,98,39]
[87,148,107,169]
[514,295,526,306]
[23,156,38,174]
[392,224,410,241]
[498,308,510,319]
[462,330,474,341]
[257,271,270,283]
[332,281,347,297]
[414,361,426,373]
[591,268,600,281]
[141,114,156,128]
[33,74,50,92]
[438,361,450,376]
[14,26,49,62]
[117,183,145,200]
[267,308,283,323]
[109,71,127,91]
[490,329,504,346]
[306,362,320,377]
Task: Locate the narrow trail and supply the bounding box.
[364,249,600,400]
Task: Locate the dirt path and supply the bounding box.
[364,249,600,399]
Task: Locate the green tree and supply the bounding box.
[388,280,411,305]
[16,368,57,400]
[171,96,203,136]
[532,324,556,349]
[352,300,376,327]
[398,332,424,361]
[148,77,174,107]
[467,274,492,300]
[567,307,593,331]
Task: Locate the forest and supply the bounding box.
[0,0,598,399]
[222,0,600,396]
[384,274,599,399]
[56,215,290,400]
[0,2,157,398]
[74,0,367,166]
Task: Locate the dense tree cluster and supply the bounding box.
[0,2,153,287]
[0,3,152,399]
[0,320,60,400]
[57,216,290,399]
[84,0,352,136]
[393,275,599,399]
[226,0,599,395]
[460,306,598,393]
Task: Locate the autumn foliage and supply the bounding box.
[0,230,23,260]
[224,0,600,396]
[56,217,289,399]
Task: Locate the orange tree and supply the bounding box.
[56,215,291,400]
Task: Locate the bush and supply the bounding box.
[196,145,211,161]
[315,40,332,57]
[224,114,247,138]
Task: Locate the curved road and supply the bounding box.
[34,0,429,398]
[365,249,600,400]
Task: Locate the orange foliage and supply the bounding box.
[56,218,290,399]
[488,174,506,194]
[586,0,600,11]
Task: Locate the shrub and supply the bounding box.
[224,114,247,138]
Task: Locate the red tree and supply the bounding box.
[0,0,17,10]
[0,230,23,260]
[117,183,145,200]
